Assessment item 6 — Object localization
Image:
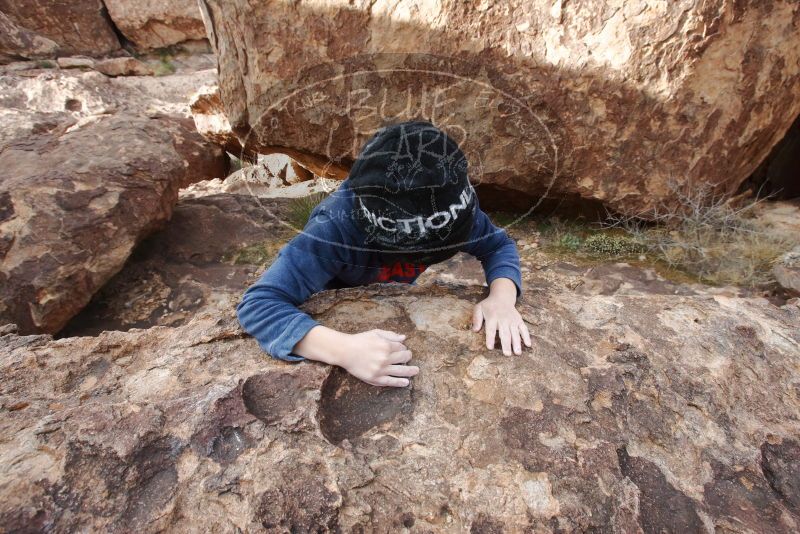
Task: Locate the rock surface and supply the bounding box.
[2,276,800,531]
[774,246,800,296]
[0,10,59,63]
[61,195,293,336]
[94,57,155,77]
[199,0,800,215]
[104,0,208,50]
[0,113,227,335]
[0,0,120,57]
[189,85,352,179]
[0,57,227,334]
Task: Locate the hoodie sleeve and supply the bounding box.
[461,208,523,298]
[236,209,347,361]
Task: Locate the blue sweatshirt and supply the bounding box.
[236,180,522,361]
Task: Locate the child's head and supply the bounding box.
[348,120,476,264]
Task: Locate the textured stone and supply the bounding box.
[0,113,228,334]
[61,195,293,336]
[189,85,351,179]
[0,10,59,63]
[94,57,155,77]
[56,56,96,70]
[1,280,799,531]
[0,0,120,57]
[774,246,800,296]
[199,0,800,215]
[104,0,208,50]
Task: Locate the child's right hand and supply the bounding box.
[338,329,418,387]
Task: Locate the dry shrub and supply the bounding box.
[603,181,795,287]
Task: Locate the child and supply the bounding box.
[237,120,531,387]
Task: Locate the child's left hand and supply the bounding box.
[471,278,531,356]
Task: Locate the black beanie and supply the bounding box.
[348,120,476,263]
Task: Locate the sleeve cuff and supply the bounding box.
[486,268,523,299]
[262,314,320,362]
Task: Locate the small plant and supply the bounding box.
[35,60,56,69]
[226,240,286,266]
[287,192,328,229]
[153,54,176,76]
[558,232,583,251]
[602,180,795,287]
[582,233,646,256]
[539,218,586,252]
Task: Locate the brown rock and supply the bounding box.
[198,0,800,215]
[0,282,799,531]
[60,194,293,336]
[94,57,155,77]
[0,113,228,334]
[189,86,350,179]
[0,10,59,62]
[104,0,208,50]
[0,0,120,57]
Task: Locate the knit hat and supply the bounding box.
[348,120,476,264]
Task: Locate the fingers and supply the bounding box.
[373,329,406,342]
[520,322,532,347]
[485,319,498,350]
[385,364,419,378]
[389,349,413,364]
[388,341,407,353]
[472,304,484,332]
[511,324,522,355]
[499,323,512,356]
[374,376,410,388]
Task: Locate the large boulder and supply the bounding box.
[1,281,799,531]
[0,11,60,63]
[60,194,294,336]
[104,0,208,50]
[0,0,120,57]
[0,113,228,334]
[198,0,800,215]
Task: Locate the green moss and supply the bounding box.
[225,240,286,266]
[556,233,581,251]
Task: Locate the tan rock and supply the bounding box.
[0,0,119,57]
[1,281,799,531]
[56,56,95,69]
[94,57,155,77]
[774,246,800,296]
[198,0,800,215]
[104,0,208,50]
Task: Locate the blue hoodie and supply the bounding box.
[236,180,522,361]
